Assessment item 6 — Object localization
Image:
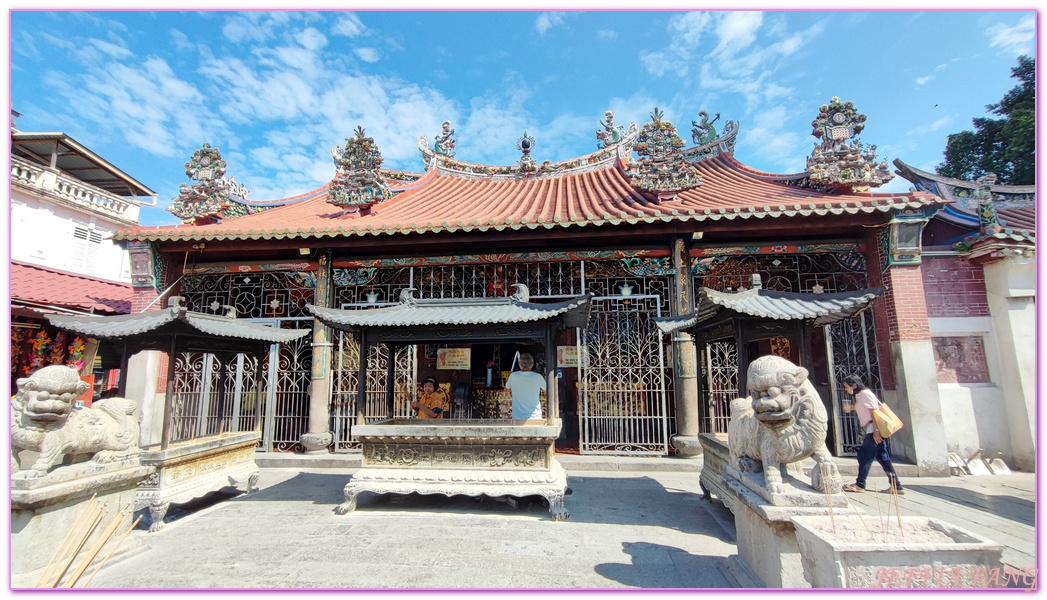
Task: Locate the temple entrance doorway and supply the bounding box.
[579,295,670,455]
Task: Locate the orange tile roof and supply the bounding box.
[11,261,131,314]
[115,155,941,243]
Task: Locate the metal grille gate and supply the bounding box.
[579,296,669,455]
[170,352,263,443]
[825,311,883,455]
[701,340,738,435]
[330,331,416,452]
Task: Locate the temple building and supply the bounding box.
[104,98,1030,473]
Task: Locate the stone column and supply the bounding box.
[301,250,334,454]
[980,253,1035,471]
[669,236,701,457]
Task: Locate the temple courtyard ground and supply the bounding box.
[40,455,1036,590]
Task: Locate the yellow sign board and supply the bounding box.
[557,346,580,368]
[436,348,471,370]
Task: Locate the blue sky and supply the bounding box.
[9,9,1037,227]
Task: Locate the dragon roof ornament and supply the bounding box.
[328,126,392,212]
[625,108,702,200]
[805,97,893,192]
[596,110,625,149]
[168,143,252,225]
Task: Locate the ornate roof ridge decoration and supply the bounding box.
[596,110,627,148]
[893,158,1035,210]
[417,113,639,181]
[168,143,253,225]
[328,126,393,214]
[804,97,893,193]
[516,131,537,174]
[680,114,739,163]
[954,173,1035,255]
[625,107,702,200]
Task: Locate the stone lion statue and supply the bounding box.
[11,365,141,478]
[727,355,841,495]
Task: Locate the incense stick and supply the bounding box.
[61,504,130,588]
[49,504,106,588]
[35,495,97,587]
[80,515,143,588]
[43,500,103,588]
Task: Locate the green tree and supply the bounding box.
[937,55,1035,185]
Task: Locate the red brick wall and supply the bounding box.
[882,264,932,342]
[922,255,990,318]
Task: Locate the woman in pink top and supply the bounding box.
[840,374,904,495]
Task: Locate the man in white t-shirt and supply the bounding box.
[504,352,546,420]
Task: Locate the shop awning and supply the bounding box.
[654,286,885,334]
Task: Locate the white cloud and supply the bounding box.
[44,55,230,159]
[597,29,617,40]
[222,12,291,44]
[986,15,1035,55]
[170,29,195,52]
[739,105,806,171]
[712,11,763,57]
[354,47,381,63]
[905,116,952,136]
[88,38,132,59]
[639,12,713,79]
[915,76,934,85]
[670,11,713,47]
[331,12,365,37]
[535,12,565,36]
[295,27,328,51]
[934,63,947,72]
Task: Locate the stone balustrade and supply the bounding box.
[11,155,141,224]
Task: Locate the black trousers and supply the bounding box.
[855,432,903,490]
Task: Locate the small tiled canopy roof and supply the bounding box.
[48,300,310,344]
[114,154,940,243]
[309,291,592,331]
[12,260,131,315]
[654,286,886,333]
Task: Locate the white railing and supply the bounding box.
[11,155,140,224]
[10,155,39,187]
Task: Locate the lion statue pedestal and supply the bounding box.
[713,355,851,588]
[10,366,153,582]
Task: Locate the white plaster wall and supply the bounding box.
[10,188,131,283]
[982,257,1035,471]
[927,317,1012,464]
[888,340,949,475]
[937,384,1011,462]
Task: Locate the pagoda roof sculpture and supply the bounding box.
[168,143,253,225]
[327,126,393,214]
[116,103,944,244]
[804,97,893,193]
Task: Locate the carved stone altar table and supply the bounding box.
[135,431,261,532]
[337,418,569,520]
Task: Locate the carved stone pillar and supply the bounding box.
[301,250,334,454]
[669,236,701,457]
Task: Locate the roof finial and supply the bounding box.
[805,97,893,192]
[517,132,536,174]
[328,126,392,212]
[168,143,251,225]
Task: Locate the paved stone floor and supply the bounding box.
[83,467,740,589]
[22,459,1036,590]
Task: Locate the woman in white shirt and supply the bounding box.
[840,374,904,495]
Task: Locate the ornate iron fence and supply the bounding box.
[579,295,670,455]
